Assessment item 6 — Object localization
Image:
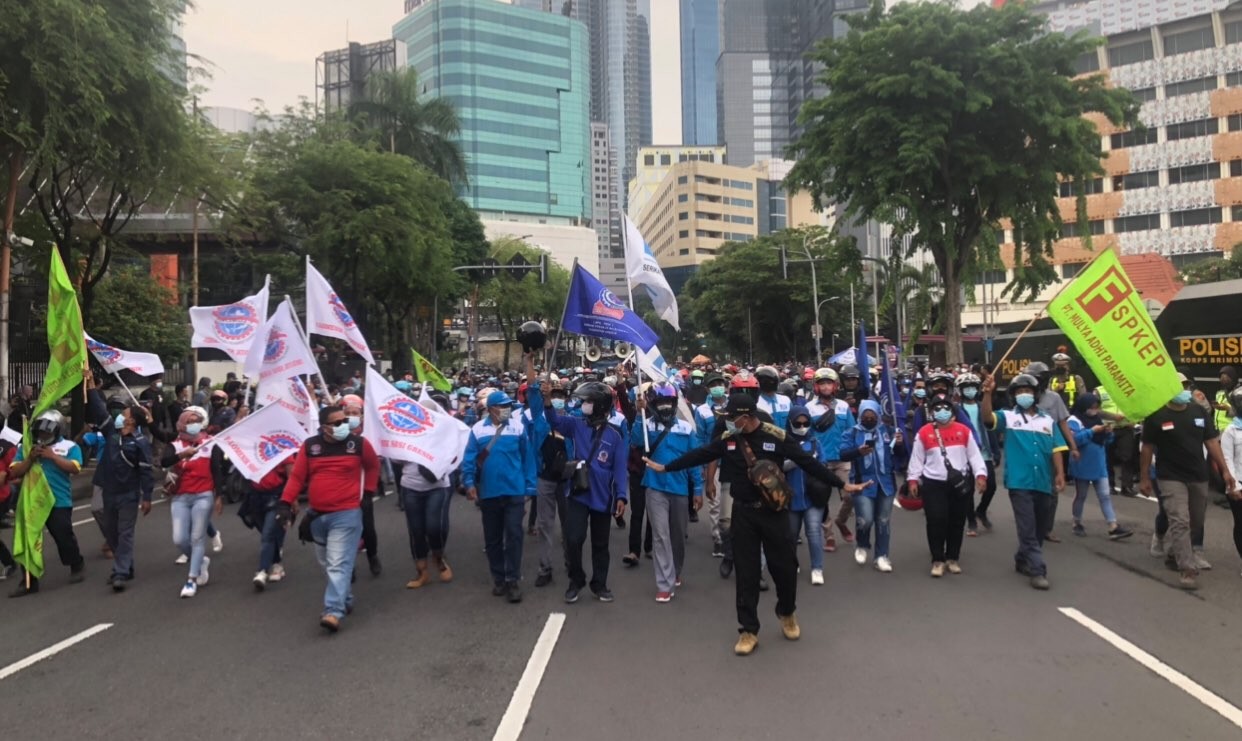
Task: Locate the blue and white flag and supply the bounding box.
[637,345,672,383]
[624,214,680,330]
[562,264,660,352]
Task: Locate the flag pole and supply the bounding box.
[621,219,650,450]
[548,259,578,373]
[285,294,334,404]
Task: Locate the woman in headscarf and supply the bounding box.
[1068,393,1133,540]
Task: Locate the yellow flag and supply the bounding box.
[1047,249,1180,420]
[411,349,452,392]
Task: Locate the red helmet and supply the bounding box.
[897,482,923,511]
[802,367,815,381]
[730,369,759,389]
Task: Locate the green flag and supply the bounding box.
[13,248,86,579]
[412,349,452,392]
[1047,249,1180,421]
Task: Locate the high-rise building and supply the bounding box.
[590,123,627,293]
[315,40,399,114]
[162,0,189,89]
[680,0,719,146]
[636,159,828,292]
[628,144,727,221]
[393,0,591,222]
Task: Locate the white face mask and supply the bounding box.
[495,408,512,423]
[580,402,594,416]
[184,423,203,436]
[347,416,362,430]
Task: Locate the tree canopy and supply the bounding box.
[1180,245,1242,285]
[87,266,190,362]
[349,68,468,187]
[786,0,1138,364]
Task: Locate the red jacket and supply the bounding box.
[281,434,379,513]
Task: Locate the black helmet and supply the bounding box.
[517,321,547,352]
[840,364,861,380]
[1023,361,1050,378]
[928,371,955,389]
[106,395,127,414]
[1230,387,1242,417]
[573,381,614,419]
[777,380,797,397]
[1008,373,1040,393]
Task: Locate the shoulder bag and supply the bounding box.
[933,426,973,498]
[737,436,793,512]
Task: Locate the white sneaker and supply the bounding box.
[174,553,188,565]
[854,547,867,566]
[268,564,286,582]
[1193,552,1212,570]
[874,556,893,573]
[810,569,824,585]
[253,570,268,591]
[196,556,210,586]
[211,531,224,553]
[1149,534,1166,558]
[179,580,197,598]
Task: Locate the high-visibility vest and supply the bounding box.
[1216,390,1232,432]
[1051,374,1079,407]
[1096,386,1120,417]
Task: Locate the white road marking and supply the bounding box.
[493,612,566,741]
[72,498,166,527]
[0,623,113,681]
[1059,607,1242,730]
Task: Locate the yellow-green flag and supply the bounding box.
[13,248,86,579]
[412,349,452,392]
[1047,249,1180,421]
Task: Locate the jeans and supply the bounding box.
[401,486,452,560]
[1157,479,1208,572]
[852,494,894,558]
[826,461,853,528]
[707,468,724,544]
[789,505,825,571]
[479,496,526,586]
[311,508,364,619]
[535,478,568,575]
[171,492,214,579]
[921,479,969,562]
[732,501,798,635]
[564,497,612,592]
[647,489,688,593]
[101,491,139,580]
[1010,488,1053,577]
[1073,477,1117,524]
[258,508,286,573]
[970,460,997,526]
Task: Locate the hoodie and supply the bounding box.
[839,399,900,498]
[1068,393,1112,481]
[783,406,823,512]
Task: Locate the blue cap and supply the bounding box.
[486,391,514,408]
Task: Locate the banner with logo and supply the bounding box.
[84,332,165,377]
[1047,249,1181,420]
[210,403,309,483]
[362,366,469,479]
[190,276,271,363]
[306,258,374,364]
[636,345,671,383]
[256,376,317,434]
[561,263,660,351]
[412,348,452,392]
[243,299,318,384]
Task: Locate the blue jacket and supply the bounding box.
[538,405,629,513]
[1068,416,1113,481]
[840,399,900,498]
[694,400,726,446]
[630,416,702,497]
[803,396,855,462]
[100,430,155,501]
[785,434,822,512]
[461,413,537,498]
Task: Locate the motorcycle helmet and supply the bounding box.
[517,320,547,352]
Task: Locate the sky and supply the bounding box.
[185,0,991,144]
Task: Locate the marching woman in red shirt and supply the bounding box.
[906,396,987,578]
[161,406,227,598]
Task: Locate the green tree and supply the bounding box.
[1180,245,1242,285]
[87,266,190,362]
[479,238,570,370]
[349,68,468,186]
[787,0,1139,365]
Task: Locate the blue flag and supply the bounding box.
[562,264,660,351]
[879,343,905,427]
[856,319,868,372]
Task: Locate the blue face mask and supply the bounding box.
[913,388,927,399]
[962,387,978,400]
[1173,390,1193,405]
[709,386,726,400]
[114,414,126,430]
[1233,417,1242,428]
[551,398,566,411]
[347,416,361,431]
[933,409,953,424]
[725,420,739,435]
[330,423,351,441]
[184,423,203,436]
[1015,393,1036,409]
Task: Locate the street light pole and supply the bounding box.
[805,235,821,362]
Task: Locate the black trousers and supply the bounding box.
[1109,426,1138,493]
[921,478,969,562]
[564,497,612,592]
[627,479,653,555]
[732,501,797,635]
[1230,498,1242,560]
[361,493,378,558]
[971,460,998,524]
[100,492,139,579]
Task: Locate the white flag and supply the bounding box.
[243,299,319,384]
[637,345,671,383]
[256,376,317,434]
[190,276,270,363]
[624,214,680,331]
[84,332,165,377]
[306,258,374,364]
[362,366,469,479]
[0,425,21,446]
[210,403,309,483]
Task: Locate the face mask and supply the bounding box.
[551,398,566,411]
[330,423,351,441]
[211,400,224,408]
[655,405,676,422]
[347,416,362,430]
[692,379,702,386]
[114,415,126,430]
[791,424,810,437]
[154,382,163,390]
[496,408,513,423]
[1015,393,1035,409]
[185,423,203,436]
[962,387,978,400]
[709,386,726,400]
[1054,367,1067,375]
[725,420,739,435]
[913,388,927,399]
[1172,390,1192,405]
[1233,417,1242,428]
[861,418,877,430]
[933,409,953,424]
[580,402,594,416]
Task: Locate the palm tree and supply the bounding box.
[876,257,942,347]
[349,68,468,186]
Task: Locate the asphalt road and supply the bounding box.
[3,483,1242,741]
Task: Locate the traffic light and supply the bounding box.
[507,253,530,279]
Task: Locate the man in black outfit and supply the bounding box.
[646,393,867,656]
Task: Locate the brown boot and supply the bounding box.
[405,559,431,589]
[433,552,453,583]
